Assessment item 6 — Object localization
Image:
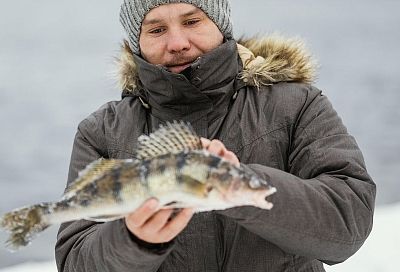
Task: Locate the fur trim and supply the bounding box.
[116,35,317,93]
[116,40,140,92]
[237,35,317,88]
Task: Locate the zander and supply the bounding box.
[0,121,276,250]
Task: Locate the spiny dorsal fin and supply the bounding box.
[135,121,202,160]
[63,158,130,198]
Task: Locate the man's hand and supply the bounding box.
[201,138,240,167]
[125,199,194,244]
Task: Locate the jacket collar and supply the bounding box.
[126,40,243,122]
[133,40,240,92]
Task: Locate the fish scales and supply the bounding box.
[0,121,276,250]
[49,152,214,225]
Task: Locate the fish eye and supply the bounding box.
[249,177,260,189]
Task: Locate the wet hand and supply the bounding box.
[201,138,240,167]
[125,198,194,244]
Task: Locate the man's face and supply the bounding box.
[139,3,224,74]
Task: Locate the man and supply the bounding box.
[55,0,376,271]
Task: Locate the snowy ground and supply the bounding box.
[0,262,56,272]
[0,203,399,272]
[324,203,399,272]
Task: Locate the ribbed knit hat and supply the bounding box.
[120,0,233,54]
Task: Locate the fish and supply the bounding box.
[0,121,276,250]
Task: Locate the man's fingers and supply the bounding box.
[126,198,159,228]
[225,151,240,167]
[201,138,240,166]
[143,209,174,232]
[127,208,194,244]
[200,137,211,148]
[159,208,194,240]
[207,139,226,156]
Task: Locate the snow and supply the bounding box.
[324,203,400,272]
[0,262,56,272]
[0,203,399,272]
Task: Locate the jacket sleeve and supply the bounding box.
[55,116,173,272]
[219,88,376,265]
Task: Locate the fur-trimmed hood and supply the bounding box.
[117,35,317,93]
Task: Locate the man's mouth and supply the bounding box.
[166,61,194,73]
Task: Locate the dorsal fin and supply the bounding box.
[135,121,202,160]
[63,158,130,198]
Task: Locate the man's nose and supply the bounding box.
[166,29,191,53]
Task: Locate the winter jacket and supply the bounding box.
[55,36,376,272]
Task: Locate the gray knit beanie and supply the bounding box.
[120,0,233,54]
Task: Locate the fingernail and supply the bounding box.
[148,199,158,209]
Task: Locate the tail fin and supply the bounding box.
[0,203,51,251]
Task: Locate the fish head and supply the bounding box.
[207,160,276,210]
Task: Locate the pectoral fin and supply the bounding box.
[181,175,213,197]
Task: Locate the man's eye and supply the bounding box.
[184,19,200,26]
[149,28,165,34]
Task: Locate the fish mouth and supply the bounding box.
[256,187,277,210]
[213,178,277,210]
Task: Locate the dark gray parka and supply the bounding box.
[55,37,376,272]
